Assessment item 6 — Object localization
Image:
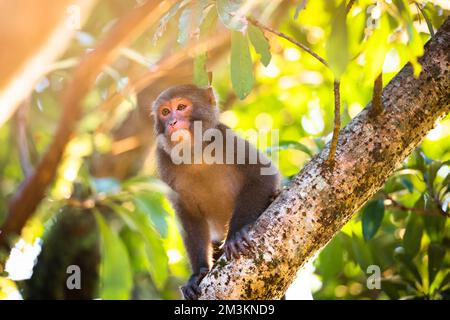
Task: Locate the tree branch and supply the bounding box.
[370,73,383,117]
[0,0,177,251]
[328,80,341,163]
[198,17,450,300]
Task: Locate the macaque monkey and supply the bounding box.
[152,84,280,300]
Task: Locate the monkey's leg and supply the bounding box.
[223,180,275,259]
[177,210,211,300]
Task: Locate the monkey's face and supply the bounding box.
[157,97,193,140]
[153,84,219,144]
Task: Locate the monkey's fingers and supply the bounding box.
[240,229,253,248]
[224,241,235,260]
[181,285,198,300]
[235,238,250,255]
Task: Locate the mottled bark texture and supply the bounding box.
[198,18,450,300]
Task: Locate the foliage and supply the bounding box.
[0,0,449,300]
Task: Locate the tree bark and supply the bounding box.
[198,17,450,300]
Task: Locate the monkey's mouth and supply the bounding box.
[166,120,190,136]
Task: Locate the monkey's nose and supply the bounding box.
[169,119,178,127]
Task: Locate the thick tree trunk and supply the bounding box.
[198,18,450,300]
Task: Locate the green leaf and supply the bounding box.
[199,2,218,37]
[400,177,414,193]
[193,53,209,87]
[363,14,391,84]
[317,234,343,279]
[361,199,385,241]
[325,1,349,78]
[393,246,422,285]
[216,0,246,31]
[110,203,169,289]
[428,243,446,286]
[95,212,133,300]
[230,31,254,99]
[248,24,271,67]
[403,211,423,258]
[423,211,446,243]
[120,226,150,273]
[351,233,372,271]
[134,194,169,238]
[416,3,434,36]
[178,2,203,46]
[153,2,181,44]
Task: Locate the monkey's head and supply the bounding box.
[152,84,219,143]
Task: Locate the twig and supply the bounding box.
[0,0,177,251]
[384,193,447,217]
[328,81,341,163]
[370,73,383,116]
[346,0,356,14]
[247,17,329,68]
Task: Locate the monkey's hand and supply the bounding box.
[181,267,209,300]
[223,225,253,260]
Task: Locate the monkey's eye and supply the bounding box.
[161,108,170,116]
[177,104,187,111]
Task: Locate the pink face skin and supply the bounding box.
[158,97,193,138]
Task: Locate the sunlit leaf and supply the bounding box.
[110,203,169,289]
[248,24,271,67]
[153,1,182,44]
[361,199,385,241]
[134,193,169,238]
[120,226,150,273]
[317,234,344,279]
[363,14,391,84]
[193,53,209,87]
[95,212,133,300]
[178,2,203,46]
[325,1,349,78]
[230,31,254,99]
[216,0,246,31]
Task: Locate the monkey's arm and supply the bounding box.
[223,170,279,259]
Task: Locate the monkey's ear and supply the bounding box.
[205,86,216,106]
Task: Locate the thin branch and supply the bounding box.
[247,17,329,68]
[0,0,178,251]
[384,193,446,217]
[346,0,356,14]
[328,80,341,163]
[370,73,383,116]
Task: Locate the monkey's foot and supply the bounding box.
[223,226,253,260]
[181,267,209,300]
